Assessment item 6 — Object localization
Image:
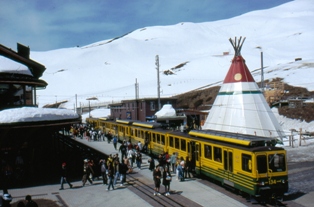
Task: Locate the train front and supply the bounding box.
[253,146,289,202]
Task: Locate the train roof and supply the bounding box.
[116,119,162,129]
[189,129,276,147]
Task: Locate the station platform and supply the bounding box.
[7,136,310,207]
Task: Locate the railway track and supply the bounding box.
[126,172,202,207]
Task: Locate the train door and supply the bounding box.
[255,152,267,179]
[191,142,201,174]
[223,148,233,182]
[188,142,195,173]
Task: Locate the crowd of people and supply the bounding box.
[70,123,113,142]
[61,126,195,196]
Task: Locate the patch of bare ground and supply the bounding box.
[175,80,314,122]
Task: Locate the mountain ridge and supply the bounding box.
[29,0,314,110]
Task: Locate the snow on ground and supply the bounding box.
[20,0,314,109]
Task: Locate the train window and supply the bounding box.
[242,154,252,173]
[169,136,174,147]
[204,144,212,159]
[150,101,155,111]
[161,135,165,145]
[195,144,199,161]
[181,139,186,151]
[157,134,160,144]
[257,155,267,174]
[175,138,180,149]
[213,147,222,162]
[152,133,156,142]
[268,153,286,172]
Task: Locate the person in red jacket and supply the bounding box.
[59,162,73,190]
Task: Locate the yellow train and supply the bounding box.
[87,117,288,202]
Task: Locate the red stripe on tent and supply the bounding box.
[223,56,255,83]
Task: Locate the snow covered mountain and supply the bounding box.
[30,0,314,109]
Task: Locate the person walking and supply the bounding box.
[135,150,142,170]
[162,167,172,196]
[158,154,164,169]
[113,136,118,150]
[127,149,135,168]
[113,160,120,186]
[59,162,73,190]
[99,159,108,185]
[82,159,93,186]
[153,166,161,196]
[185,156,192,178]
[170,152,177,173]
[179,157,185,181]
[177,162,184,181]
[119,142,127,162]
[106,164,115,191]
[137,141,143,152]
[149,156,155,171]
[119,161,128,186]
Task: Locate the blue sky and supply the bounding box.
[1,0,292,51]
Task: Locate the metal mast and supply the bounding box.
[156,55,161,110]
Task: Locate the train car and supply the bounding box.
[86,117,101,129]
[189,129,288,202]
[92,118,288,202]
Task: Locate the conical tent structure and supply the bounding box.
[202,37,285,140]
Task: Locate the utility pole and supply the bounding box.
[260,51,264,92]
[156,55,161,110]
[256,46,264,92]
[135,78,139,99]
[75,94,77,113]
[135,78,139,120]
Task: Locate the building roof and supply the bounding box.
[0,43,46,79]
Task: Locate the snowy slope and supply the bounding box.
[27,0,314,109]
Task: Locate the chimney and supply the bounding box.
[17,43,30,59]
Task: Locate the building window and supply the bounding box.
[150,101,155,111]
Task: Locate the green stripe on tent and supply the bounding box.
[218,90,262,95]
